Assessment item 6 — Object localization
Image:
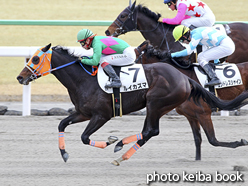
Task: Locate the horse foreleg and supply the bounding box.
[88,136,118,148]
[114,134,143,152]
[81,115,118,149]
[58,112,88,162]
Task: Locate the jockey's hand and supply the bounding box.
[158,17,164,23]
[166,52,172,59]
[76,57,82,63]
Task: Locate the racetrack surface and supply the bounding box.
[0,115,247,186]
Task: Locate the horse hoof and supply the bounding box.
[241,139,248,145]
[111,160,120,166]
[108,136,118,144]
[62,152,69,162]
[114,146,123,153]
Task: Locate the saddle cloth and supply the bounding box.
[97,64,149,94]
[194,63,243,90]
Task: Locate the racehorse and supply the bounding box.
[133,40,248,160]
[17,44,248,166]
[105,0,248,63]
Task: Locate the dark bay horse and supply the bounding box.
[132,40,248,160]
[17,44,248,166]
[105,0,248,63]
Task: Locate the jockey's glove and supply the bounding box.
[158,17,164,23]
[166,52,172,59]
[76,57,83,63]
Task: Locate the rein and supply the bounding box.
[79,56,98,76]
[134,46,144,64]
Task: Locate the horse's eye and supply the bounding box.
[32,56,40,65]
[120,14,126,19]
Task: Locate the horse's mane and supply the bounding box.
[52,45,79,61]
[136,4,175,29]
[136,4,161,21]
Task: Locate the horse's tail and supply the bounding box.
[188,78,248,111]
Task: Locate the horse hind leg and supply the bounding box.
[112,115,160,166]
[200,115,248,149]
[114,133,143,152]
[187,117,202,160]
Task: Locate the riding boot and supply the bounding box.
[202,64,221,88]
[103,64,122,88]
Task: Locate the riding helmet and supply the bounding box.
[172,25,190,42]
[77,29,94,42]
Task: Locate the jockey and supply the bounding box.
[158,0,216,29]
[170,25,235,88]
[159,0,217,62]
[77,29,136,89]
[158,0,215,30]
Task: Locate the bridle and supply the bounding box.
[113,7,160,35]
[25,49,98,82]
[112,6,171,51]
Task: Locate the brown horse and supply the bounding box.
[105,0,248,63]
[17,44,248,166]
[130,40,248,160]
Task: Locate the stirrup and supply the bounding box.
[204,79,221,88]
[105,81,122,89]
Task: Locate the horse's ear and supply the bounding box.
[42,43,52,52]
[130,0,136,10]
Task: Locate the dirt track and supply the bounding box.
[0,115,248,186]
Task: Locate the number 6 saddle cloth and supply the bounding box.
[97,64,149,94]
[194,63,243,90]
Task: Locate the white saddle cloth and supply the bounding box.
[97,64,149,94]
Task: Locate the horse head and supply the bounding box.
[105,0,137,37]
[17,43,52,85]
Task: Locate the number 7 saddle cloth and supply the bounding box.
[97,64,149,94]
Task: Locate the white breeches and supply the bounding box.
[99,46,136,66]
[197,37,235,67]
[181,12,215,28]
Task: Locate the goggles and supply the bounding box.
[79,40,87,47]
[179,37,186,43]
[167,2,172,6]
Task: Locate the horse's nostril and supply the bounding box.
[16,76,23,83]
[105,30,110,36]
